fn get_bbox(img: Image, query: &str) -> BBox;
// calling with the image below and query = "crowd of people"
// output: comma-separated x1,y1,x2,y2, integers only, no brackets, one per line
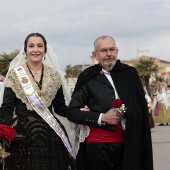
2,33,169,170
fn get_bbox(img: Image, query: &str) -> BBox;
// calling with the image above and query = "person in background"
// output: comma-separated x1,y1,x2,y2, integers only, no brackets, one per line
0,75,5,106
144,89,155,128
0,75,5,82
166,84,170,112
167,85,170,124
154,86,169,126
67,36,153,170
0,33,79,169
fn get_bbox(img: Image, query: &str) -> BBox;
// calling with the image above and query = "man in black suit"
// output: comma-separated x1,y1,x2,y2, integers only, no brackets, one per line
67,36,153,170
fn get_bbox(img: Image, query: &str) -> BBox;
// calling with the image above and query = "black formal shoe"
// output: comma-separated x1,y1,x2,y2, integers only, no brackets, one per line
166,123,169,126
158,123,164,126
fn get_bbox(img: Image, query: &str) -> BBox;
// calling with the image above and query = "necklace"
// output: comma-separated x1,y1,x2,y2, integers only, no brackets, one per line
28,65,43,76
26,64,44,90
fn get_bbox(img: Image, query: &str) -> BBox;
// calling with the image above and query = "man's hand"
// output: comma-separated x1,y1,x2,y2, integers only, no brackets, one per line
101,109,120,125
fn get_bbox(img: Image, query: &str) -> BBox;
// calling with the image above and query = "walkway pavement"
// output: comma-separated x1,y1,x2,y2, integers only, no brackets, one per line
151,124,170,170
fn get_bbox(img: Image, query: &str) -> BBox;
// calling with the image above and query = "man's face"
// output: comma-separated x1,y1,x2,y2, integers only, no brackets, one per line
93,37,118,71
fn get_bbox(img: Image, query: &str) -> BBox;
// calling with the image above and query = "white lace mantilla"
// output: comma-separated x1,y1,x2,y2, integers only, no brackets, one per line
5,63,62,111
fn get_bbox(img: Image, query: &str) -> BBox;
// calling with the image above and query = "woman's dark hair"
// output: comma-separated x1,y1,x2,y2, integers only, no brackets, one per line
24,33,47,53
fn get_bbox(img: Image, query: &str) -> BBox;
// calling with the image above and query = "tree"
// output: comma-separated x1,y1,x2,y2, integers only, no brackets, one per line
65,65,80,78
65,65,72,77
134,58,160,96
0,50,20,76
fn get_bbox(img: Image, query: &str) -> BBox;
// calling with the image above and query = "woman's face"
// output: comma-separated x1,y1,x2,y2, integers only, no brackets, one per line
26,36,45,63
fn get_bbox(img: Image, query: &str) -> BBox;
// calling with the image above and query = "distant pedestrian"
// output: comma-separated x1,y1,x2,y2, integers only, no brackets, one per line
0,75,5,82
167,84,170,106
154,87,169,126
144,89,155,128
0,75,5,106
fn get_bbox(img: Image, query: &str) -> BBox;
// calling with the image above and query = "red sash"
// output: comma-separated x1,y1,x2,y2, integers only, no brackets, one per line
87,122,125,143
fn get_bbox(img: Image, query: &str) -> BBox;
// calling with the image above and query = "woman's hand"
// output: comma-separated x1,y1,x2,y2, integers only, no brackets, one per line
80,105,90,111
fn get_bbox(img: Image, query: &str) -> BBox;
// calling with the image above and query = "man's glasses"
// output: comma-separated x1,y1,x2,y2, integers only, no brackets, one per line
95,47,117,54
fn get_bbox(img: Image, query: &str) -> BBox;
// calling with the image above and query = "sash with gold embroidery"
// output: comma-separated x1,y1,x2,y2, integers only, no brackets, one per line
13,65,75,159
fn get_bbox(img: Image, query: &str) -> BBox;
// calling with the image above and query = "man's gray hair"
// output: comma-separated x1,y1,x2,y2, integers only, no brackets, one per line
94,36,115,50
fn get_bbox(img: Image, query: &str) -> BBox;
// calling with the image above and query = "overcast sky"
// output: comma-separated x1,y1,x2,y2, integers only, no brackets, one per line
0,0,170,71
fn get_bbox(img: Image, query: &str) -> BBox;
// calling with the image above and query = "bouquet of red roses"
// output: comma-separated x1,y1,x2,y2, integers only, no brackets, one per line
0,124,17,159
112,99,127,130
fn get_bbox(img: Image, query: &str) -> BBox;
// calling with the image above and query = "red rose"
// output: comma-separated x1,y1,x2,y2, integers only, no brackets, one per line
0,129,4,138
0,124,17,142
112,99,122,108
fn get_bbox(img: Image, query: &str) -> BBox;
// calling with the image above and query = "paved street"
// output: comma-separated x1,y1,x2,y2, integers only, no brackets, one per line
151,124,170,170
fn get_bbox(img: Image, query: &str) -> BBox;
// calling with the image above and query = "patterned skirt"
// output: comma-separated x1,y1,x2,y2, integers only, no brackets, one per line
154,103,170,123
4,115,76,170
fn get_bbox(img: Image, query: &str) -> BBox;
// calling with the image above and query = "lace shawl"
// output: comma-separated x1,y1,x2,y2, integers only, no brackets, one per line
5,63,62,111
